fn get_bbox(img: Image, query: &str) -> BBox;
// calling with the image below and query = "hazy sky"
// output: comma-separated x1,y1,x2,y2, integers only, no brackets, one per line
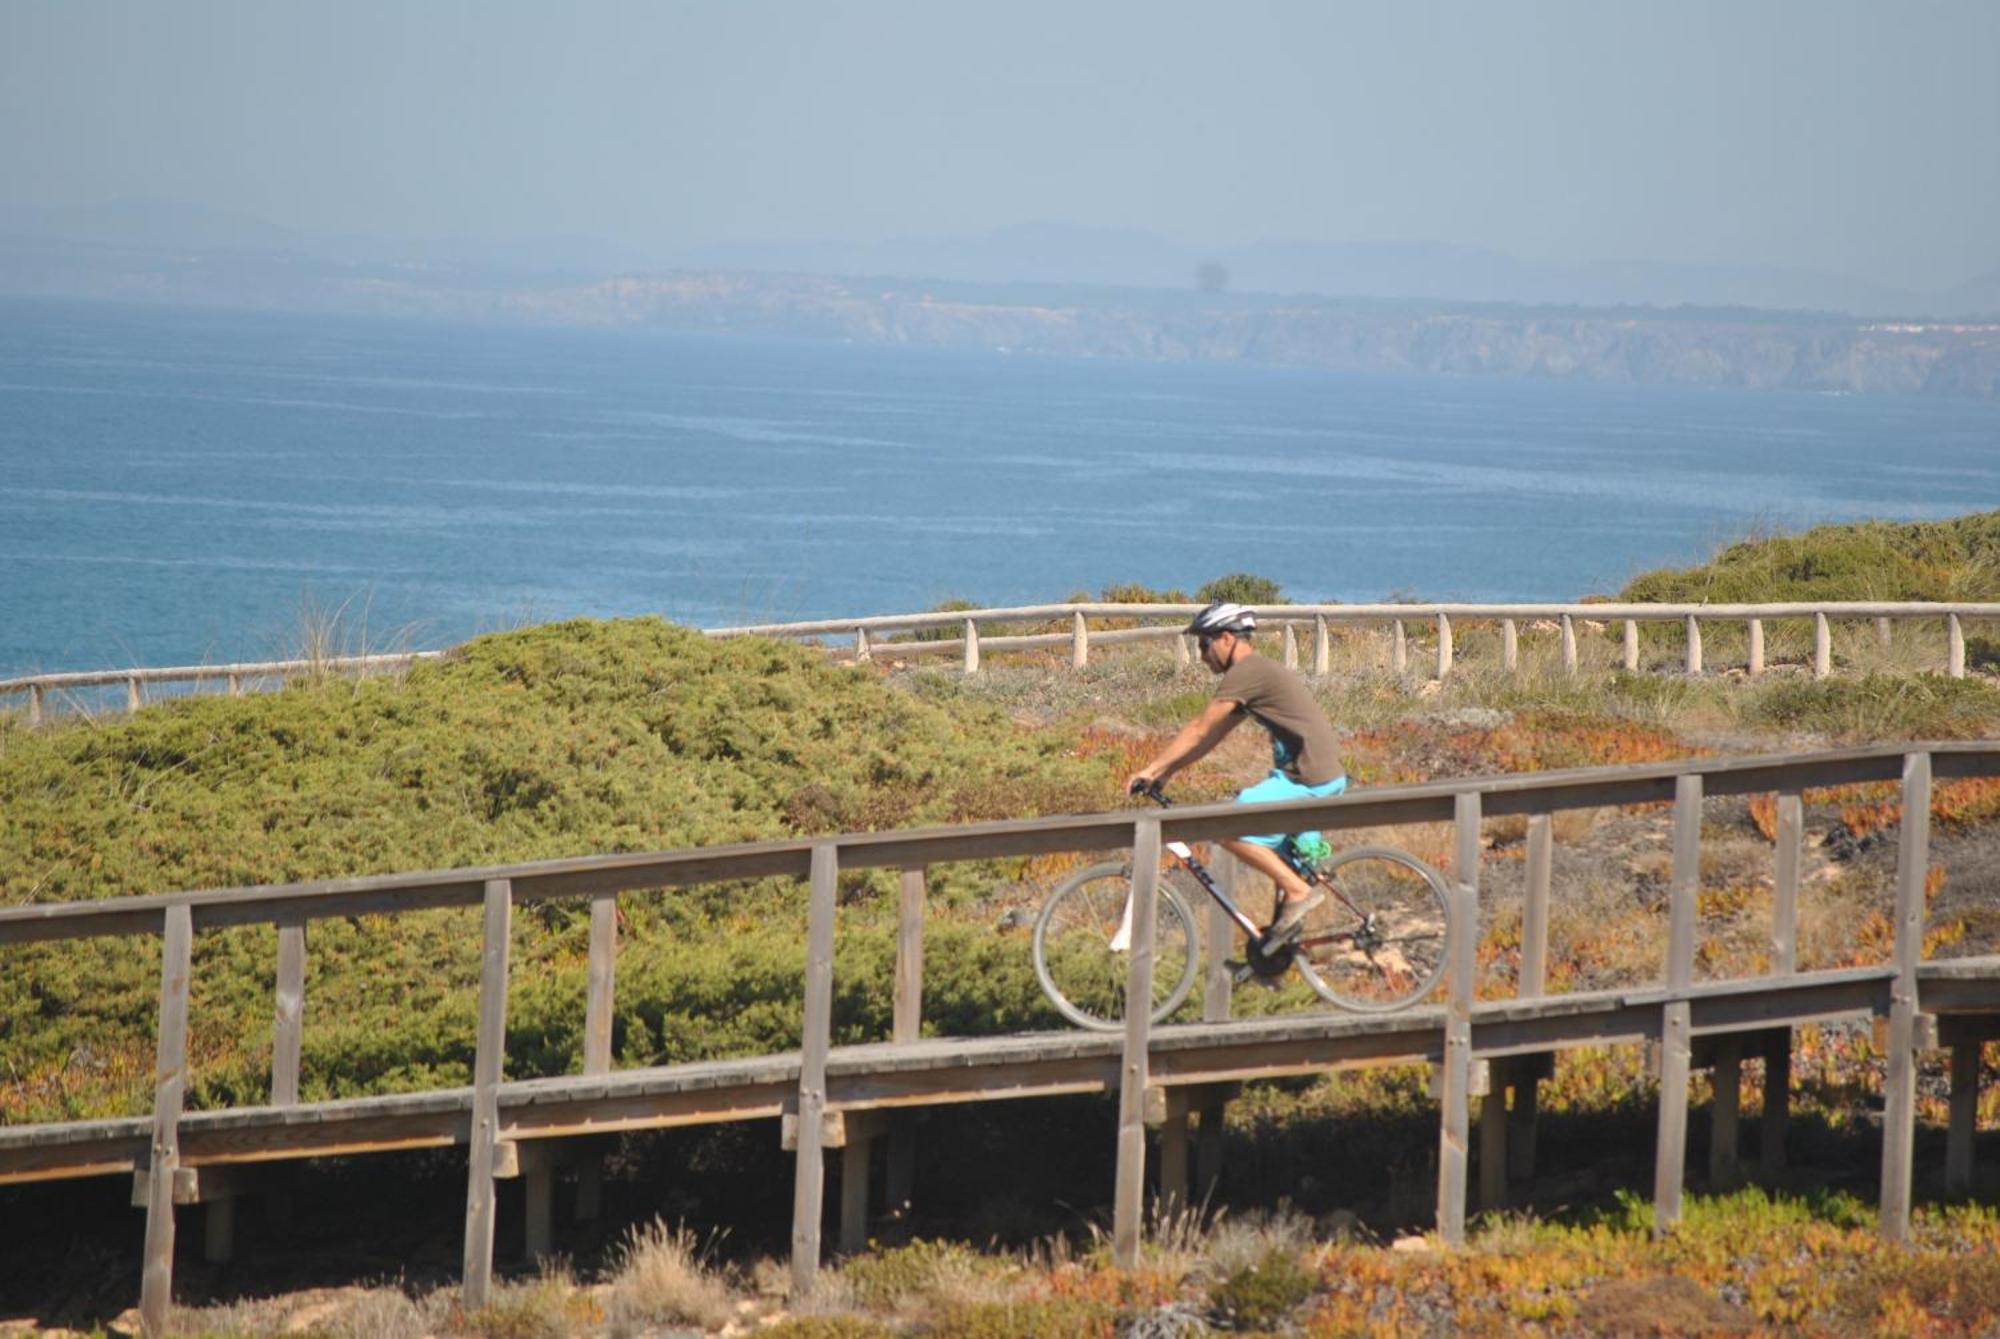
5,1,1997,290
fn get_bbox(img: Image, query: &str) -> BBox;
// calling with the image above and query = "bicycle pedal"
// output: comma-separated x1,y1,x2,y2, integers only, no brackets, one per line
1225,958,1254,985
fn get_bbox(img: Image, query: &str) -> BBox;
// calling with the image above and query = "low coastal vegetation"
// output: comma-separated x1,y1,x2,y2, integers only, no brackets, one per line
5,512,2000,1334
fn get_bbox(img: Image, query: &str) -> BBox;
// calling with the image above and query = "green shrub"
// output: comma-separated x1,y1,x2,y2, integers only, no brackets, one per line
1620,510,2000,604
761,1316,896,1339
1205,1247,1316,1330
1196,573,1285,606
923,1298,1119,1338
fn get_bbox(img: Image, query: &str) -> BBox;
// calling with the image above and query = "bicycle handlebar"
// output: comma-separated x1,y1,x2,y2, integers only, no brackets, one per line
1127,779,1171,807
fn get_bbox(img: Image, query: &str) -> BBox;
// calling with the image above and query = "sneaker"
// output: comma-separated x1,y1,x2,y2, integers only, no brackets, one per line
1268,888,1327,937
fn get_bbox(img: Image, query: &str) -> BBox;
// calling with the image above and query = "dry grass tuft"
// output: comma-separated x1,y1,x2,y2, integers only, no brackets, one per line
605,1217,737,1332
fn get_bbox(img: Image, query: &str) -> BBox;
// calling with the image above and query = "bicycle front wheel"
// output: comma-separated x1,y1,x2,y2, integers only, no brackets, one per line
1033,861,1201,1032
1292,846,1452,1013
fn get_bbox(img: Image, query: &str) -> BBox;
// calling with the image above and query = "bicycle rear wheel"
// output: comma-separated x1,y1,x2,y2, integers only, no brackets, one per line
1033,861,1201,1032
1292,846,1451,1012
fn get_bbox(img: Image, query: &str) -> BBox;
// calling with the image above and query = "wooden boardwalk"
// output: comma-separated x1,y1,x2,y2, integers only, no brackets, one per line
3,742,1999,1335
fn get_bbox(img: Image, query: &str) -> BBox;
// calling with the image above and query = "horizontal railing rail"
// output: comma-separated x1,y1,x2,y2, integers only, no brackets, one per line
4,600,1991,726
4,738,1997,1333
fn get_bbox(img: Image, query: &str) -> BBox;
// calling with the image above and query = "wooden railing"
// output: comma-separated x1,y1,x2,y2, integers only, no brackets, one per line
3,742,1996,1334
3,601,1989,725
708,600,1995,679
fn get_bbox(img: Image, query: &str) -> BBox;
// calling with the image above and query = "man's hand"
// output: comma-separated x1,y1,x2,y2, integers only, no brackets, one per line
1125,770,1161,796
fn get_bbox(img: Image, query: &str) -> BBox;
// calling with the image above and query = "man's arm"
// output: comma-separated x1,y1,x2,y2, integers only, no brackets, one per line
1128,698,1241,790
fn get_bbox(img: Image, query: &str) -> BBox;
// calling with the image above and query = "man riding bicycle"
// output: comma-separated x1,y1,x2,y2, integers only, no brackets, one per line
1127,600,1347,937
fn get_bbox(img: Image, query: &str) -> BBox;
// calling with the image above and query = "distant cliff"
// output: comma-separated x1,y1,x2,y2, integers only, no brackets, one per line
6,239,1998,400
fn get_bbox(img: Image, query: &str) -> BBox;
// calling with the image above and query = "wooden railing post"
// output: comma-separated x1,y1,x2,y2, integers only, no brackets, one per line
1392,619,1408,676
1312,615,1330,677
585,895,617,1075
127,675,143,714
1112,817,1161,1268
1071,612,1088,670
855,628,872,663
1560,614,1577,675
462,879,513,1309
1684,616,1703,676
1814,612,1831,679
271,915,307,1107
1949,614,1966,678
1881,752,1931,1241
962,619,979,675
27,682,43,727
1654,775,1700,1234
1437,792,1480,1245
1520,814,1552,999
1623,619,1640,672
1876,616,1893,649
1748,619,1765,676
791,844,840,1294
226,672,243,697
1766,787,1802,1181
139,904,193,1339
1282,622,1299,670
1436,614,1454,680
1204,850,1236,1023
883,868,926,1227
1501,619,1518,674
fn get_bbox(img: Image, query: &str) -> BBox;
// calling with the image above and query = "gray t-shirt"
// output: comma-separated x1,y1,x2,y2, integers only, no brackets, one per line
1213,652,1345,786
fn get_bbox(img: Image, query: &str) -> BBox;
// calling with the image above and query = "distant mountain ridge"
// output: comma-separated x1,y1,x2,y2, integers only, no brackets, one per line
3,203,1999,401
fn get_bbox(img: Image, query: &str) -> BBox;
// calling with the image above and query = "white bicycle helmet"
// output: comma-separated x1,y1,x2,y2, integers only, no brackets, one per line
1186,600,1257,637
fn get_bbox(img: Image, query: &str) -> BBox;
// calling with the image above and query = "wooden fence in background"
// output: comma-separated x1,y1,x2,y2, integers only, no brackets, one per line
3,601,1993,726
2,743,1998,1336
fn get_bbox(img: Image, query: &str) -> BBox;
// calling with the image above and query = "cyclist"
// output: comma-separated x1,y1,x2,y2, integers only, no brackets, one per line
1126,600,1347,937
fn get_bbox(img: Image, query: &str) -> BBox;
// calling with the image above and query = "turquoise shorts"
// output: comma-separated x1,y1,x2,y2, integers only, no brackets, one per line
1234,770,1348,848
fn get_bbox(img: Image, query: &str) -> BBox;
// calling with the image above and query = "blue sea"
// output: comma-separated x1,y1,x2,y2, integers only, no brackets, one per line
3,298,1999,678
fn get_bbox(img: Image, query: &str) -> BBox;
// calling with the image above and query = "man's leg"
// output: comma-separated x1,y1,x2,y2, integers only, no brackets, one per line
1221,838,1314,920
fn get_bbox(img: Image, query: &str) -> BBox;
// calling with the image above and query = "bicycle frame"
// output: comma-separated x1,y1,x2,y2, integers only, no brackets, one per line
1109,785,1367,954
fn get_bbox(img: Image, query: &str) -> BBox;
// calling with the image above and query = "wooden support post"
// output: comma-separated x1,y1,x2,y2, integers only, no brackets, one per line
1949,613,1966,678
1521,814,1552,1000
894,869,925,1043
1710,1038,1742,1188
1501,618,1518,673
1947,1040,1980,1195
1561,614,1578,676
1760,1032,1790,1180
127,675,142,714
1479,1063,1508,1212
1621,620,1638,672
1655,775,1701,1234
962,619,979,675
1112,818,1162,1269
1876,616,1893,649
27,682,42,727
1175,633,1191,667
1880,752,1931,1242
203,1197,236,1266
523,1142,554,1266
791,844,840,1295
1685,615,1703,676
1195,1087,1228,1201
1282,622,1299,670
585,894,617,1076
1508,1068,1542,1181
1813,612,1831,679
1748,619,1764,676
139,904,193,1339
1392,620,1408,676
840,1122,872,1254
1204,850,1235,1023
1312,615,1330,677
1158,1089,1190,1214
855,627,871,663
271,916,306,1107
1438,792,1479,1245
1436,613,1454,680
1071,611,1089,670
226,672,242,697
1773,790,1802,977
462,879,513,1310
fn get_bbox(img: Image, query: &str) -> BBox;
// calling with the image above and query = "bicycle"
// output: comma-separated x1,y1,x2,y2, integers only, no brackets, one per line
1031,781,1454,1031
